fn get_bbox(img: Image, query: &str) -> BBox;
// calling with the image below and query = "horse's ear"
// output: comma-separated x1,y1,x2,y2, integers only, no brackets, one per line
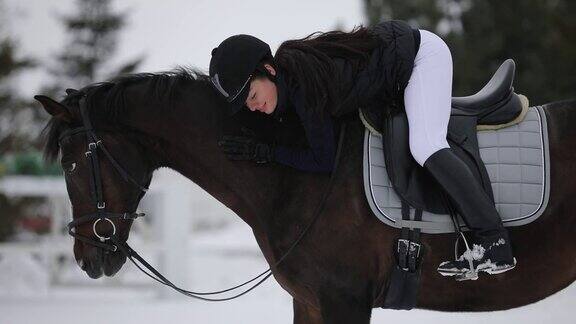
34,95,73,122
66,88,79,95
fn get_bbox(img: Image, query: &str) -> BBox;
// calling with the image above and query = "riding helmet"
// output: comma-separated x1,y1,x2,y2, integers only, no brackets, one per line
209,34,273,115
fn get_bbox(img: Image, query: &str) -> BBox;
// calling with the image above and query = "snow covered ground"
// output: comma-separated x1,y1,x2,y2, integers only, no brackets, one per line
1,221,575,324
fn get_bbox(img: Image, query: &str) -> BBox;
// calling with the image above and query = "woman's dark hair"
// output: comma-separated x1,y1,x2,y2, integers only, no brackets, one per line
252,62,276,82
273,25,381,117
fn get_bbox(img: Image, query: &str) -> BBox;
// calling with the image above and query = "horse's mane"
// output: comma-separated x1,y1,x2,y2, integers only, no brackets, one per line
42,66,211,162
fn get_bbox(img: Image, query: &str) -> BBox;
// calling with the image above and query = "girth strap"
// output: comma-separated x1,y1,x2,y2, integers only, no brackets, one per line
383,200,425,310
397,202,423,272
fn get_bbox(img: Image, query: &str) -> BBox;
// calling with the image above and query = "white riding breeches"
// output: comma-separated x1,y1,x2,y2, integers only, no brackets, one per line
403,29,453,166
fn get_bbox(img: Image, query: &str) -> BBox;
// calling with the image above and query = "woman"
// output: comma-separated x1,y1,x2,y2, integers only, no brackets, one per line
210,20,516,279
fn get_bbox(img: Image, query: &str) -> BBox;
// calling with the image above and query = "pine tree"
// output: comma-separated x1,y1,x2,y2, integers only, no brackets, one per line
364,0,447,31
0,1,36,155
0,0,38,242
362,0,576,104
49,0,142,91
455,0,576,104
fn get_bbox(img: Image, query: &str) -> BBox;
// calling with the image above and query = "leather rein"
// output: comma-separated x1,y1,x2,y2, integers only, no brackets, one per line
64,95,346,301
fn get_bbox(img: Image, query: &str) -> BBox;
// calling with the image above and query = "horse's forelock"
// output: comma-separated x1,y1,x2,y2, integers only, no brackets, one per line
42,117,65,163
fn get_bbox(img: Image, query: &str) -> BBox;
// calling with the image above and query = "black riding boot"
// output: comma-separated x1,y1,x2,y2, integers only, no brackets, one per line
423,148,516,278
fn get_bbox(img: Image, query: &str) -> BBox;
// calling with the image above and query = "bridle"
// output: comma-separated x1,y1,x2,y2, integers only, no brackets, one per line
64,96,149,252
62,94,347,301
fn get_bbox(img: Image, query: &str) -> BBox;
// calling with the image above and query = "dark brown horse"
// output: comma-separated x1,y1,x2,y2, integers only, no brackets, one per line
36,69,576,323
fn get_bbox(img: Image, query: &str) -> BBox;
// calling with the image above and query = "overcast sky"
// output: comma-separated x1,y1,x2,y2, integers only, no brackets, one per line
3,0,365,97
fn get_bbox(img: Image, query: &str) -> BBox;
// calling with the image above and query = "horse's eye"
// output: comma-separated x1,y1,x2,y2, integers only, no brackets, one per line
63,162,77,175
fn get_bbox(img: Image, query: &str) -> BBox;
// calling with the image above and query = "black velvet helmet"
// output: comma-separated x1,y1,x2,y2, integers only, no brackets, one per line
209,34,273,115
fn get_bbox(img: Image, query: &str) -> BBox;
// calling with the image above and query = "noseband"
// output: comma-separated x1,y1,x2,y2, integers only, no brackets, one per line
64,96,148,252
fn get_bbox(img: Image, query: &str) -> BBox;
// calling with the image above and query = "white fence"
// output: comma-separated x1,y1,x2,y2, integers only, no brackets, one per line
0,168,225,298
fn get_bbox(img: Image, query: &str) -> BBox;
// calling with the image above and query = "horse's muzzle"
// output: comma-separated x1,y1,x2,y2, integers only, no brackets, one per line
78,245,127,279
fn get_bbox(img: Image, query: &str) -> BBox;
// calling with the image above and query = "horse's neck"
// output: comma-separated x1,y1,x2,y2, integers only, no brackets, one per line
120,86,336,250
122,97,288,233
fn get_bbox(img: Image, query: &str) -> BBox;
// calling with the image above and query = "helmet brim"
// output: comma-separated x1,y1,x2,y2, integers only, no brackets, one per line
227,85,250,117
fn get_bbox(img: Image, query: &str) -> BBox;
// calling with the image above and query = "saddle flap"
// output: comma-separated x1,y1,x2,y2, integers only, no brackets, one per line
381,111,450,214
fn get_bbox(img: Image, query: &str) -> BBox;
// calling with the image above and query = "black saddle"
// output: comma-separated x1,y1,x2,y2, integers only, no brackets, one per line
381,59,524,214
452,59,521,124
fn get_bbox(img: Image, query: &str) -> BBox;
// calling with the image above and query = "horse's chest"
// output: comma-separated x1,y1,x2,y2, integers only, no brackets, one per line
269,226,372,301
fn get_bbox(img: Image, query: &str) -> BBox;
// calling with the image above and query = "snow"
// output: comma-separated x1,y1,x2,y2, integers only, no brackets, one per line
1,222,576,324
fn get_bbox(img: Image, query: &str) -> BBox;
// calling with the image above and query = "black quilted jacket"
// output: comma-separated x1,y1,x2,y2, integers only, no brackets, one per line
269,20,420,172
331,20,421,125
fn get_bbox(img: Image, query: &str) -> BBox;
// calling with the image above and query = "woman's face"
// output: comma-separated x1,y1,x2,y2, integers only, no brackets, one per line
245,64,277,114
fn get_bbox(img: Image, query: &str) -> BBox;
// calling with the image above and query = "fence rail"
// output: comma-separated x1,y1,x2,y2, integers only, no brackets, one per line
0,169,197,298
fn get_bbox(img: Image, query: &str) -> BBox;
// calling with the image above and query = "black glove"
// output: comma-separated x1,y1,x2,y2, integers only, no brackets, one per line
218,130,274,164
